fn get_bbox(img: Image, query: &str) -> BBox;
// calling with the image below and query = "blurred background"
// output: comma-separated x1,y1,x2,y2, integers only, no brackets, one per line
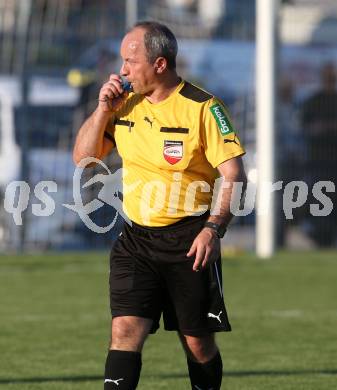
0,0,337,252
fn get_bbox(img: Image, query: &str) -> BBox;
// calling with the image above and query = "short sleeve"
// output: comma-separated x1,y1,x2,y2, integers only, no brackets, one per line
201,97,245,168
104,115,116,146
104,92,142,146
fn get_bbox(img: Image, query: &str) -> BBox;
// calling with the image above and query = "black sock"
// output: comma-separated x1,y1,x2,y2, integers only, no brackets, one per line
104,350,142,390
187,351,223,390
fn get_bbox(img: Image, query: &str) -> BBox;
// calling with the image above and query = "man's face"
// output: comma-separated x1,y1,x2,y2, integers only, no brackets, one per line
120,28,156,94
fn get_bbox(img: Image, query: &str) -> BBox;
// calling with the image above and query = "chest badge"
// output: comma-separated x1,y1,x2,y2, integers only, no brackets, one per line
163,140,183,165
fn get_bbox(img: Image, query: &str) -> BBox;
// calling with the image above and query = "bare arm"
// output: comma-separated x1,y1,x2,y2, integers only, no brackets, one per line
73,108,115,165
207,156,247,227
187,156,247,271
73,74,127,166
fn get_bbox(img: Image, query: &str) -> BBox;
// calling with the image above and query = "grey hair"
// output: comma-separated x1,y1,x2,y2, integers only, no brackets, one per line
130,21,178,70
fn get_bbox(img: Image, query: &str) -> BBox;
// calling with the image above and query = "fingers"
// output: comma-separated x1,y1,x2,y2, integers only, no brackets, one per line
109,74,122,82
187,239,208,272
187,230,220,272
193,246,218,271
109,74,125,94
201,247,213,269
99,80,124,100
186,240,197,258
98,74,128,112
187,240,203,271
192,246,206,272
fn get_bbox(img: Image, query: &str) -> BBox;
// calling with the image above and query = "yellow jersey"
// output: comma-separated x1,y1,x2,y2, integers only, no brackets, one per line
105,80,245,226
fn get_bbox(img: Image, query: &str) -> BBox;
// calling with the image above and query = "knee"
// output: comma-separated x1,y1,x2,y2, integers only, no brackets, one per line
181,334,218,363
110,316,152,352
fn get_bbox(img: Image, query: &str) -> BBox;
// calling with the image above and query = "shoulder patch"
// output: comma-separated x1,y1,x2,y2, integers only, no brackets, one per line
179,82,212,102
210,103,234,136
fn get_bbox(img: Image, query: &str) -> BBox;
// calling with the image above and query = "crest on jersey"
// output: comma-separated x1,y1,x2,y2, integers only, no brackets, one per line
163,140,183,165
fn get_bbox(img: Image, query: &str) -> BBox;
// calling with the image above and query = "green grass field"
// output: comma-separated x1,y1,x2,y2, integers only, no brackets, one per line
0,251,336,389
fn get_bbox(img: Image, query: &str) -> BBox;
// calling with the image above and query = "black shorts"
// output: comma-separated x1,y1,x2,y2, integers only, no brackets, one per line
109,215,232,336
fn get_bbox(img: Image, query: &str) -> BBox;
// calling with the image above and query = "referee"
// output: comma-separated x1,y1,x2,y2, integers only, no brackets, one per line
74,21,247,390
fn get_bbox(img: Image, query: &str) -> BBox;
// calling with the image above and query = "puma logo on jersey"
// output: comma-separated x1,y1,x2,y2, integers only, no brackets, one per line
207,310,222,323
104,378,124,385
144,116,154,127
223,136,239,145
